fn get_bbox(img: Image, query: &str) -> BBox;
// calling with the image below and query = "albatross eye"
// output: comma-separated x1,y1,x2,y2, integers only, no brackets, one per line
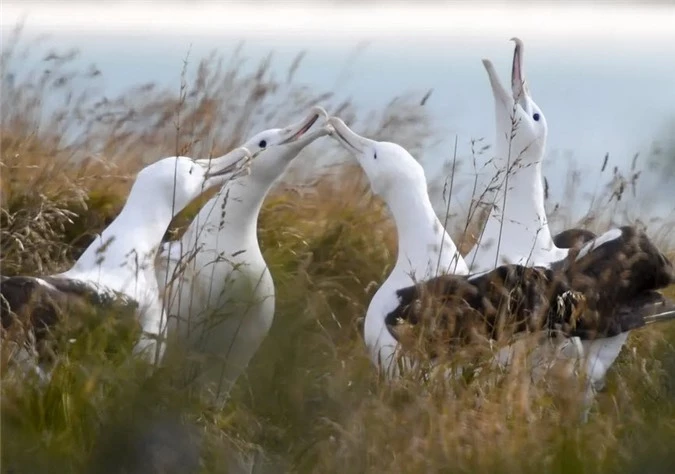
374,152,377,160
258,139,267,148
533,113,541,122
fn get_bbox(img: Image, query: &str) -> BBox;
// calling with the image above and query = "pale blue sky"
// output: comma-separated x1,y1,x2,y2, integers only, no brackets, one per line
3,1,675,220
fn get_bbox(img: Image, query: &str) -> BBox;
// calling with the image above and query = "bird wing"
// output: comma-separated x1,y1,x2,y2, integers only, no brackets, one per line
386,226,675,358
552,228,597,249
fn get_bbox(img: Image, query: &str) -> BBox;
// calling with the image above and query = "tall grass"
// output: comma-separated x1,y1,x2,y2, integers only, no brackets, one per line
2,27,674,473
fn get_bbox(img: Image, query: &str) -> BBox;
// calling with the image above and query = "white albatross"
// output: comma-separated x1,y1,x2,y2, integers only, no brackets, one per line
464,37,675,410
1,147,252,379
327,116,469,374
465,37,567,272
156,106,330,399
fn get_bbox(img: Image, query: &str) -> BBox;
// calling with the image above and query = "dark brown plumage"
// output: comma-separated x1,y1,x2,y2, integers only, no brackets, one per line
1,275,139,364
386,226,675,358
553,228,597,249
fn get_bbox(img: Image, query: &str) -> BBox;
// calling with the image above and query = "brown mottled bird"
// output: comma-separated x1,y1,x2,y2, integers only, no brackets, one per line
387,226,675,368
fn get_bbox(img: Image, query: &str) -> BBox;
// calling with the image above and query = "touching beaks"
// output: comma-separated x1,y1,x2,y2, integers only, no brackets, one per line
204,146,252,180
327,116,367,154
278,105,329,145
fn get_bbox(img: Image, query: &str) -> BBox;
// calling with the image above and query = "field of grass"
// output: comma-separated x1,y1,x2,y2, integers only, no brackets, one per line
2,29,675,474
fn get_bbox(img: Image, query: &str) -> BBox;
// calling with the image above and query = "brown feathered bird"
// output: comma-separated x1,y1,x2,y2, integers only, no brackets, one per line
387,226,675,365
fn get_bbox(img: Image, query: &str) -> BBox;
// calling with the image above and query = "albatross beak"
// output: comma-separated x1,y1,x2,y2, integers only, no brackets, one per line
510,37,529,107
327,116,370,154
482,58,512,108
203,146,252,180
278,105,329,146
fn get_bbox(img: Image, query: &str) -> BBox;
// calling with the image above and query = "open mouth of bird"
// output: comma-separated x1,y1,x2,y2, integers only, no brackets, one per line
510,37,528,105
278,111,321,145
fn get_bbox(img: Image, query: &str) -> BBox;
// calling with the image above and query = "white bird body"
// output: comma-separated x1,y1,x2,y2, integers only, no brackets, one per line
60,205,168,361
327,117,468,374
2,148,252,376
365,205,465,373
465,38,566,274
157,107,329,398
157,178,276,393
467,157,569,272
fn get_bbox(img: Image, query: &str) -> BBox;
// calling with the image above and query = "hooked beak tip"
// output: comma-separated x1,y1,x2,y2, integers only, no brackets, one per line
279,108,325,145
328,116,360,152
310,105,329,120
511,37,528,102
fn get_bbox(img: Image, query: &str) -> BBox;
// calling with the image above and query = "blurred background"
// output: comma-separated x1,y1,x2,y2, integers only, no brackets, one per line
4,0,675,221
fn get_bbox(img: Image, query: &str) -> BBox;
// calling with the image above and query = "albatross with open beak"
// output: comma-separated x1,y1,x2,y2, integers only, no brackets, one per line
157,106,331,402
458,38,675,416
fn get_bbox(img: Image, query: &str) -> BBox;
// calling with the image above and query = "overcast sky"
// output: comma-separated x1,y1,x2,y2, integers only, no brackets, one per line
3,0,675,219
3,1,674,41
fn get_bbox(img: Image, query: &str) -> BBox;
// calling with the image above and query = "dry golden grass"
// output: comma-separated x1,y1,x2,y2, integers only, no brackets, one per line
2,29,675,474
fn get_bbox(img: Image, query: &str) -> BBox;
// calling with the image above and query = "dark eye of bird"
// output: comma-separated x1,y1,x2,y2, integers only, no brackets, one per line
374,152,377,160
258,140,267,148
533,113,540,122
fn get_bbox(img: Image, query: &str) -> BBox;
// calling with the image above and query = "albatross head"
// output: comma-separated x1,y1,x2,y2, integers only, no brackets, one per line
483,37,547,163
241,106,330,184
134,146,252,215
327,116,427,199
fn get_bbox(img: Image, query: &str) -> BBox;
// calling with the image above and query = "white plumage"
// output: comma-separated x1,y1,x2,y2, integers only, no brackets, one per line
156,106,329,400
327,116,469,375
2,147,252,377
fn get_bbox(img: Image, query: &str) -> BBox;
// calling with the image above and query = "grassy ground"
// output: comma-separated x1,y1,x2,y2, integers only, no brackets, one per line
2,31,675,473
